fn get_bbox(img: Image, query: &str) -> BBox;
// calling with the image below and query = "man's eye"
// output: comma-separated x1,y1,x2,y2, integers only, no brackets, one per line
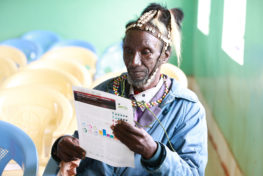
142,49,151,55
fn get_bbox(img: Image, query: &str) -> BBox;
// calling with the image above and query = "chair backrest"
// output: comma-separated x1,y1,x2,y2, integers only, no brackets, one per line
0,86,73,168
51,39,97,54
91,69,126,88
0,120,38,176
21,30,61,53
27,58,92,87
95,41,125,79
0,39,43,63
40,46,97,77
0,57,18,84
0,68,81,100
160,63,188,88
0,46,27,67
43,158,59,176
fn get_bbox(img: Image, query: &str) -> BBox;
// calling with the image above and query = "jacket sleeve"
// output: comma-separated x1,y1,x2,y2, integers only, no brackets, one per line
141,101,208,176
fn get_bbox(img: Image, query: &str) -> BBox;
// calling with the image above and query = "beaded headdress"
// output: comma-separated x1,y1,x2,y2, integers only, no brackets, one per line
126,10,171,51
125,9,183,65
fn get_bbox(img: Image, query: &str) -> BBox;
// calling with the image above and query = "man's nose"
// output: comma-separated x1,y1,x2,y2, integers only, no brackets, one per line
131,52,141,66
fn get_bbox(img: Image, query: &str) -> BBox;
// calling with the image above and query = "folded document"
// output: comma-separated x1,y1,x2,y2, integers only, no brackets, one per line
73,86,135,167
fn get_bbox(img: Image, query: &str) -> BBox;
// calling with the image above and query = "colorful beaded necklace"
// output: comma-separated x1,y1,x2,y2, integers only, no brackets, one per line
113,74,169,108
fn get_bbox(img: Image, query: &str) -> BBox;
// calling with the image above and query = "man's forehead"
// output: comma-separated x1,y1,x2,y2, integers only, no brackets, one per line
124,30,162,47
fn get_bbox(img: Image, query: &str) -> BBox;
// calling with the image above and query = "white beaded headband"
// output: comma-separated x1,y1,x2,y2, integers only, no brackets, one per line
126,10,171,51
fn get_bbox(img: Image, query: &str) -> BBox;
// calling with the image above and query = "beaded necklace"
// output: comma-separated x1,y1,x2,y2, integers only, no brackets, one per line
113,74,169,108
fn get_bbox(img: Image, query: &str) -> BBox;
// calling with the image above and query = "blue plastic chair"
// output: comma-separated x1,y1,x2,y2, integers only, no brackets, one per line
43,158,59,176
0,120,38,175
95,41,125,79
0,38,43,63
51,39,97,54
21,30,61,53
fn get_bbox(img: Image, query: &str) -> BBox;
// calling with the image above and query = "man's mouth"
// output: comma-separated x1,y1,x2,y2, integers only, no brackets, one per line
133,71,145,77
128,69,147,80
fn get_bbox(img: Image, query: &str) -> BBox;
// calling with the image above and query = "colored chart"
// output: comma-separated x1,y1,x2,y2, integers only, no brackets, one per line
81,111,129,140
81,122,117,140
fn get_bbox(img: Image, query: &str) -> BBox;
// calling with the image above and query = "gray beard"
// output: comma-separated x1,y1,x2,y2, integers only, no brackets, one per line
127,68,158,89
127,74,148,89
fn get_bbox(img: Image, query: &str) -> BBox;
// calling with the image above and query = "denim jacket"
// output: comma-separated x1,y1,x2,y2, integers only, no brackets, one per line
50,76,207,176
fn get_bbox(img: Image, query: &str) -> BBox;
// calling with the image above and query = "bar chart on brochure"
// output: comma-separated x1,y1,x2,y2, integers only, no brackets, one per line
73,86,135,167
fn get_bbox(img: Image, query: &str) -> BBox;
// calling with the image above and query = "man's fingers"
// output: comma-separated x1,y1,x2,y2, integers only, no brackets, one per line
114,130,134,149
74,146,86,159
59,145,85,159
58,137,86,162
58,150,76,162
113,124,142,149
113,123,138,141
64,145,85,160
70,162,79,168
112,120,157,156
114,130,143,153
67,166,77,176
115,120,144,136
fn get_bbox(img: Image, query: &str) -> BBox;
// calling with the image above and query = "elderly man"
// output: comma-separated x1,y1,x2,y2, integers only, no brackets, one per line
49,3,207,176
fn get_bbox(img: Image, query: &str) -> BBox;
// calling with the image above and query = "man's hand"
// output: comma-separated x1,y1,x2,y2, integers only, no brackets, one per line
56,136,86,162
58,159,81,176
111,120,157,159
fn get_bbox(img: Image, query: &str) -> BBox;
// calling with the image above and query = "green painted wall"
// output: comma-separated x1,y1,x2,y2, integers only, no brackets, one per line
192,0,263,175
0,0,194,75
168,0,197,75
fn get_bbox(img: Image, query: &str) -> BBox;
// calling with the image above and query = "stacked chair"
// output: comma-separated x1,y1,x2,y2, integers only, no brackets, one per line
0,86,73,175
0,46,27,67
0,57,18,85
51,39,97,54
95,41,125,79
0,120,38,176
27,58,92,87
36,46,97,135
0,32,98,175
0,39,43,63
21,30,61,53
0,68,81,100
160,63,188,88
0,46,27,84
40,46,97,79
91,69,127,88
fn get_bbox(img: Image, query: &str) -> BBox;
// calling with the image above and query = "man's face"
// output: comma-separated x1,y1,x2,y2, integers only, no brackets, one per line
123,30,163,89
